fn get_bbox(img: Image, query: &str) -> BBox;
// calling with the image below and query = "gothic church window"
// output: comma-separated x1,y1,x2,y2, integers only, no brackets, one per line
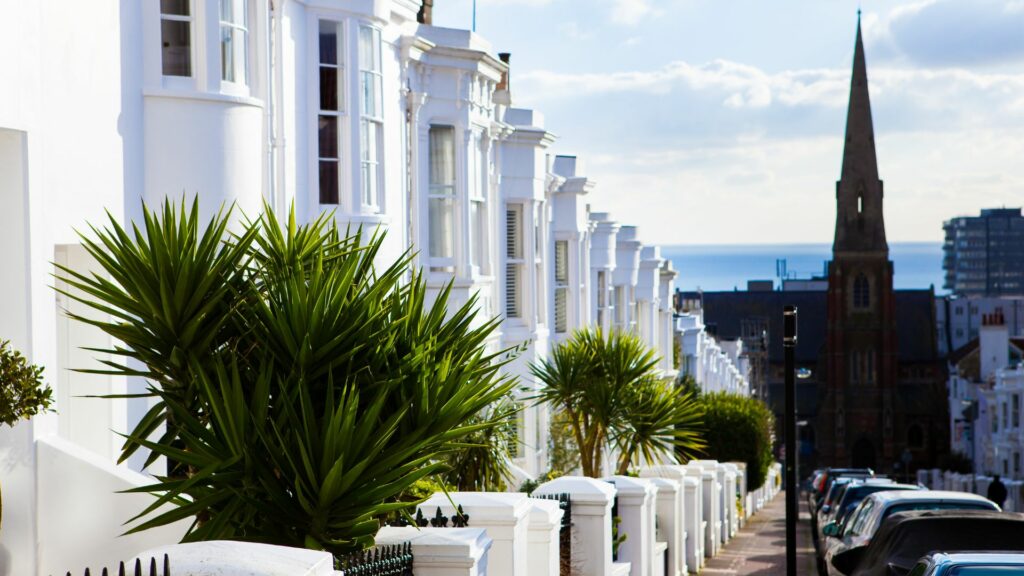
853,273,870,308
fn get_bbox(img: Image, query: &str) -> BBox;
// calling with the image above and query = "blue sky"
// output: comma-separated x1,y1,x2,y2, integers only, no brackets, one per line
433,0,1024,245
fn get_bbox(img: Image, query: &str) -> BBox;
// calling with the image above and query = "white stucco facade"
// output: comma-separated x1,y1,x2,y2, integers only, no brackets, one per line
0,1,694,572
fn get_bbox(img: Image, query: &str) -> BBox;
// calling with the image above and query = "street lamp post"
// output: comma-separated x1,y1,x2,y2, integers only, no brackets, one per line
783,306,798,576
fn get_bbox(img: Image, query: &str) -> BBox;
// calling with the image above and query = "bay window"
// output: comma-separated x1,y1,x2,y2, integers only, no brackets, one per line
506,205,524,319
359,25,383,210
554,240,569,333
160,0,192,77
469,133,487,273
428,125,456,269
317,20,343,205
220,0,248,85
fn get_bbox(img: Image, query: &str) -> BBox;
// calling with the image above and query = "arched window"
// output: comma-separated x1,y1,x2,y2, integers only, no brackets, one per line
853,273,870,309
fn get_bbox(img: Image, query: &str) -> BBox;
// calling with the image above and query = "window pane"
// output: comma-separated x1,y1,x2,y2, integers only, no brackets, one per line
161,20,192,76
221,26,235,82
362,162,375,206
319,21,338,65
429,126,455,189
319,161,338,204
319,67,338,110
555,288,568,333
161,0,189,16
358,26,376,70
361,71,381,117
318,115,338,159
555,241,568,283
429,197,455,259
220,0,233,21
506,207,522,259
506,263,521,318
472,202,485,269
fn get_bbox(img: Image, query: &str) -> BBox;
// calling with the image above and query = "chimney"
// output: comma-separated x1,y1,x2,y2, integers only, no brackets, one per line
494,52,512,106
417,0,433,24
981,306,1009,383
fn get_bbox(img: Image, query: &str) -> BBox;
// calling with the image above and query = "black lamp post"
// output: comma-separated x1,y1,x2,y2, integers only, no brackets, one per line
784,305,798,576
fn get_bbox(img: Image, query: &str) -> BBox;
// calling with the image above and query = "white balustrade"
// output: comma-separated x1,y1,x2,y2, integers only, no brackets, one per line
535,476,619,576
527,498,564,576
417,492,530,576
377,526,492,576
647,477,683,576
606,476,656,576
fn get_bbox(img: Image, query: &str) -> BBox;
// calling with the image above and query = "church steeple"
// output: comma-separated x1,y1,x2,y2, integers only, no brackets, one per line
833,16,888,255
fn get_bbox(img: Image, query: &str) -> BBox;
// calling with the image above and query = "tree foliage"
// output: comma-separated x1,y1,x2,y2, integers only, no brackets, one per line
0,340,53,428
55,199,515,553
697,392,775,491
531,328,704,477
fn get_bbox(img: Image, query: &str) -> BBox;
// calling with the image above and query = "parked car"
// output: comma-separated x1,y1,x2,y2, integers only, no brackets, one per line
905,551,1024,576
811,469,878,551
830,510,1024,576
818,481,917,545
822,491,1000,576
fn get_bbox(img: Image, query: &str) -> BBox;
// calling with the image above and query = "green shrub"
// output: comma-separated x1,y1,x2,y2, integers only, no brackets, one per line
0,340,53,427
695,392,775,491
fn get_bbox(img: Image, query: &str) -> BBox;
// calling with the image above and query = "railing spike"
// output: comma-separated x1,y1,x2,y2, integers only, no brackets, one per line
84,569,91,576
163,554,170,576
119,560,126,576
134,558,142,576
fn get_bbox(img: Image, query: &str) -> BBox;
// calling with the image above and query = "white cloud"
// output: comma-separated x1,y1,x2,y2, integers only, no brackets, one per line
608,0,655,26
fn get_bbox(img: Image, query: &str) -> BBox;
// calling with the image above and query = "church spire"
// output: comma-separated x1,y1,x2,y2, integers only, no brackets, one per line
834,16,887,254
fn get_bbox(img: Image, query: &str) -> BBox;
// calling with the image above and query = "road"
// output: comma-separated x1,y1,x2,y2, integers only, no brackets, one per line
700,490,817,575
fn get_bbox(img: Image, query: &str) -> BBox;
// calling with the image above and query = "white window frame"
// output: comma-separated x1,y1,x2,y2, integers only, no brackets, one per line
533,202,545,324
160,0,194,80
428,124,457,271
506,204,525,320
358,24,384,213
219,0,249,88
469,131,488,276
315,18,345,206
554,239,569,333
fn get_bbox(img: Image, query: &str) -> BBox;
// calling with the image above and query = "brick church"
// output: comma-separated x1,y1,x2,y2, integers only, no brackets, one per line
681,19,949,475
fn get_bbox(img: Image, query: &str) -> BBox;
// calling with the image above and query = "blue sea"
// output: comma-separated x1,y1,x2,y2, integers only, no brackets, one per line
663,242,946,293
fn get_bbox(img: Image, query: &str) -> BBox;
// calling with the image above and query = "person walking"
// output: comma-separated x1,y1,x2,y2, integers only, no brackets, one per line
988,474,1008,509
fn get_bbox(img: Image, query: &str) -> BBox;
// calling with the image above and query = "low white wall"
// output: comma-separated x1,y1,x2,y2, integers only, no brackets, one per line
36,436,189,576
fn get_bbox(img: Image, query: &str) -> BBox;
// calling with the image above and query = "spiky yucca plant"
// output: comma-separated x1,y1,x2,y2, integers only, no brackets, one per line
531,328,704,477
55,199,515,553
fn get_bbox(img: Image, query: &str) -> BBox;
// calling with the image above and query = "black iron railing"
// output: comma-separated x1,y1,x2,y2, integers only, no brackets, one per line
336,542,414,576
61,554,169,576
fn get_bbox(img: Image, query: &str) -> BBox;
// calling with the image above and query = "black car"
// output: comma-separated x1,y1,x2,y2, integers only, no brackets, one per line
830,510,1024,576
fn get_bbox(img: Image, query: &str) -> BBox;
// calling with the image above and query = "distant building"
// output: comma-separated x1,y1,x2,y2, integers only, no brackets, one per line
936,295,1024,356
943,208,1024,297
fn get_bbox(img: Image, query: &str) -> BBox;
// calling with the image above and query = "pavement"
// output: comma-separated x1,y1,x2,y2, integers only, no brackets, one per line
700,490,817,575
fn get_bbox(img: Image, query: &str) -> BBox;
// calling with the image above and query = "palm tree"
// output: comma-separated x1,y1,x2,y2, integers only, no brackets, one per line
531,328,704,477
55,199,516,553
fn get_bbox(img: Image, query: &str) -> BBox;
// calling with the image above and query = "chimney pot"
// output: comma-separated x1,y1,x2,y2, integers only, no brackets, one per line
418,0,434,25
497,52,511,92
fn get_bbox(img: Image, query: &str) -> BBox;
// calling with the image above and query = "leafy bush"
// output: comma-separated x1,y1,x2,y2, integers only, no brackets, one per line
0,340,53,427
696,392,775,491
55,200,515,553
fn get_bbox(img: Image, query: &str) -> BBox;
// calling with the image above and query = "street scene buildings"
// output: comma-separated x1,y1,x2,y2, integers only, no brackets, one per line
2,1,1024,575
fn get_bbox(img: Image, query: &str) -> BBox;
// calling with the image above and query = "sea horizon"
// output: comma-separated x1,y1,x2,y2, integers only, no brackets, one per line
662,241,946,293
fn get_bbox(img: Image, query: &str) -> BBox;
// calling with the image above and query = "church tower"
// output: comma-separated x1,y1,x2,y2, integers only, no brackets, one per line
820,16,900,470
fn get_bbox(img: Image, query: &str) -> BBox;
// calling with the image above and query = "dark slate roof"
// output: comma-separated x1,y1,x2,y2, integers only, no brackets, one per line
894,290,938,363
686,288,939,365
688,290,827,364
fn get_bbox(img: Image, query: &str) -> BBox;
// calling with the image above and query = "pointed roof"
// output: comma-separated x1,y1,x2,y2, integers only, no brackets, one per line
840,16,879,192
833,15,888,254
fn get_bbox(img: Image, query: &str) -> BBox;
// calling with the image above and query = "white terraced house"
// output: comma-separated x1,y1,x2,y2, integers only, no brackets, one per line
0,1,749,573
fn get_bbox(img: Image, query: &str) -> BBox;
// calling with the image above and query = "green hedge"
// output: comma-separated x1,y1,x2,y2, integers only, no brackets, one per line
695,392,775,491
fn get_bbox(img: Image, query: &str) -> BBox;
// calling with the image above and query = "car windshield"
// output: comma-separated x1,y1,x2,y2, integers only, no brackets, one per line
950,567,1024,575
881,502,996,523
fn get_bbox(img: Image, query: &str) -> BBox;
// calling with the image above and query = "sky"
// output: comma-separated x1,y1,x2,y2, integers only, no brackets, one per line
432,0,1024,246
